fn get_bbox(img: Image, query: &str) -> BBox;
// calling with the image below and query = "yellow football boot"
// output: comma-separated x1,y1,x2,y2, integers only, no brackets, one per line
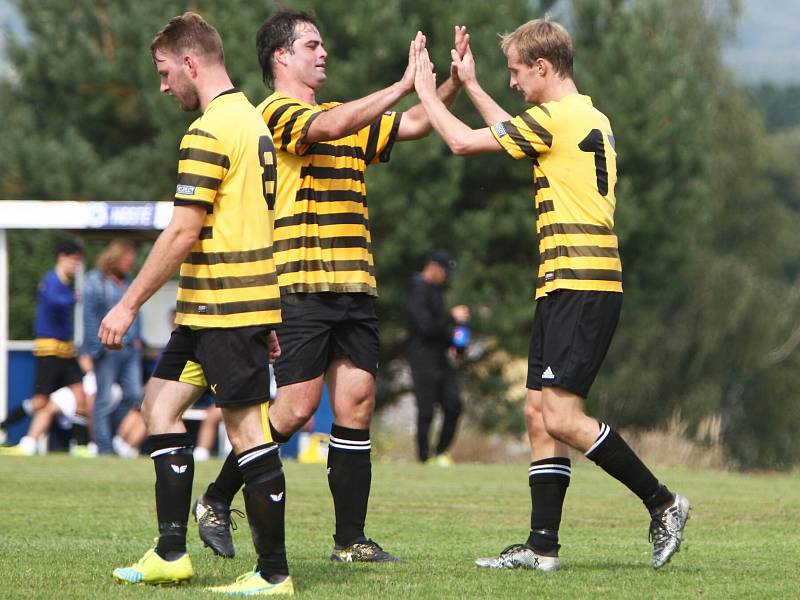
206,570,294,595
112,547,193,585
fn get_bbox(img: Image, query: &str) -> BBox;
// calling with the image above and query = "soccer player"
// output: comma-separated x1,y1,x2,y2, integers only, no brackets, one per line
412,19,690,570
0,239,90,455
102,13,292,595
192,10,469,563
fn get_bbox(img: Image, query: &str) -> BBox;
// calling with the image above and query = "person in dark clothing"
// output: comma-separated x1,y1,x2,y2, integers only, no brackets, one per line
407,250,469,464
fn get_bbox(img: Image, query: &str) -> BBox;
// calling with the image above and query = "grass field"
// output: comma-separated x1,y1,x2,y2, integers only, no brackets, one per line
1,455,798,599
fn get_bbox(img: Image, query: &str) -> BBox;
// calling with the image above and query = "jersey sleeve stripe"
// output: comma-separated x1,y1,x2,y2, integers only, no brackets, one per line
378,113,401,163
185,128,218,139
177,298,281,316
363,117,382,164
179,147,231,169
177,172,223,192
179,272,279,291
280,106,310,151
504,121,540,158
534,176,550,191
266,101,300,132
199,226,213,239
520,112,553,147
185,246,274,265
174,199,213,213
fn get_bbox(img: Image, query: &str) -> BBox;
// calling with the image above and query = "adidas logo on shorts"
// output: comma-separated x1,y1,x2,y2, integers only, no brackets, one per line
542,366,555,380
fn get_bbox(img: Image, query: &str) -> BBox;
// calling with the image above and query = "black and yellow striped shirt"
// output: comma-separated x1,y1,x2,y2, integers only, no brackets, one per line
257,92,401,296
173,89,281,327
491,94,622,299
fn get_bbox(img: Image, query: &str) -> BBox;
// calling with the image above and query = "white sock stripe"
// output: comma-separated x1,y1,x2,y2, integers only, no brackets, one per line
529,468,572,477
237,445,278,467
585,422,611,457
528,464,572,475
329,439,372,451
329,435,370,446
150,446,185,458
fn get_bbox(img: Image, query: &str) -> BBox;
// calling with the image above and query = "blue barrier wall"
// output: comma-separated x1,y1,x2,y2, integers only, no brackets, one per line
7,349,335,456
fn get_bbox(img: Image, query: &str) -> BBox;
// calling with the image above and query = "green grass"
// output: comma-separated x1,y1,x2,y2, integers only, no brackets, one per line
1,455,798,599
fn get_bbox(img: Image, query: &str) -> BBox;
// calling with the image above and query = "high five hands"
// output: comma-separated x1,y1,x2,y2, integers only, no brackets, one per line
414,25,472,100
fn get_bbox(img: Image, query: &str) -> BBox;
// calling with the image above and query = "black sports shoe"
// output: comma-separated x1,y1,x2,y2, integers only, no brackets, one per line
192,494,244,558
330,539,401,563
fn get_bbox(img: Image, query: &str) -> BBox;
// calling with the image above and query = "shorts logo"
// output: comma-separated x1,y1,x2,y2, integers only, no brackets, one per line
542,366,555,380
210,383,218,395
171,464,188,474
494,122,508,137
270,492,284,502
176,184,196,195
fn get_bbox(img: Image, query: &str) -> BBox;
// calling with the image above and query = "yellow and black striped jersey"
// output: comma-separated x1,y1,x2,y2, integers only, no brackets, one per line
256,92,401,296
491,94,622,299
173,89,281,327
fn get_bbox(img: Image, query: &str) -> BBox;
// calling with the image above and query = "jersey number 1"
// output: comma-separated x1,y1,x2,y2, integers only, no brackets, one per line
578,129,608,196
258,135,277,210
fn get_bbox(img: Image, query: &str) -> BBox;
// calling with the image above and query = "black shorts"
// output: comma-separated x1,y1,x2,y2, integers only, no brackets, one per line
527,290,622,398
152,325,272,407
33,356,84,396
274,292,380,387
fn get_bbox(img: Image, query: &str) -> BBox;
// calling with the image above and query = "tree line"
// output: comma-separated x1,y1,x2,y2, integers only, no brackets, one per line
1,0,798,469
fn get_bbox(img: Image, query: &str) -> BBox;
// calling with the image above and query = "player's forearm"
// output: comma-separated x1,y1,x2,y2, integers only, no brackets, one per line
463,78,511,126
398,77,462,140
306,81,411,142
119,223,197,313
418,92,476,155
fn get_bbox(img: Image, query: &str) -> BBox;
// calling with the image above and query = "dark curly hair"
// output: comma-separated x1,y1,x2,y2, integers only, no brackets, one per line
256,9,320,88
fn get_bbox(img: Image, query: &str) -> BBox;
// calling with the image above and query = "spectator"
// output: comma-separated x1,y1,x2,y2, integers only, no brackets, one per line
0,239,89,454
407,250,469,465
81,239,143,455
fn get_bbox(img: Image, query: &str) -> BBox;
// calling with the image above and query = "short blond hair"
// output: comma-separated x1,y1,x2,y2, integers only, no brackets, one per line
150,12,224,64
500,18,573,77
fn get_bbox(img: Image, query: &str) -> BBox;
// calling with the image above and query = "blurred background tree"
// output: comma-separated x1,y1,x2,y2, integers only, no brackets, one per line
1,0,799,468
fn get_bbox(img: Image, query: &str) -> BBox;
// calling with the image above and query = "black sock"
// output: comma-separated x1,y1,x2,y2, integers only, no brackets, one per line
1,404,29,429
526,457,571,555
268,417,291,444
238,443,288,578
435,408,461,456
585,423,673,513
327,424,371,547
206,450,244,505
70,416,89,446
150,432,194,560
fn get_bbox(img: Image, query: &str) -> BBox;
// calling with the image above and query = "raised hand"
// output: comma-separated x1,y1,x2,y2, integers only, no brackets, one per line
450,25,470,83
401,31,426,93
451,33,476,85
414,45,437,100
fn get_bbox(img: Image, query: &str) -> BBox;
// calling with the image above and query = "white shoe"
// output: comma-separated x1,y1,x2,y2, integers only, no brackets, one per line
650,494,691,568
475,544,560,571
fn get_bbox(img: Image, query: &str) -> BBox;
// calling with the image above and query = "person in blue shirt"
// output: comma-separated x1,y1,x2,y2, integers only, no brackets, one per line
81,239,143,456
1,239,88,454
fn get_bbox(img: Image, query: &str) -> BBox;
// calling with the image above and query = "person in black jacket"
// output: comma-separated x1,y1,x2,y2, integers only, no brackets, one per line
407,250,469,464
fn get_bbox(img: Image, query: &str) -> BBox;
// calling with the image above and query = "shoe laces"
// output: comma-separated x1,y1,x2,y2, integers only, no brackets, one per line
234,570,260,584
498,543,530,557
132,548,156,569
649,513,674,548
201,503,244,531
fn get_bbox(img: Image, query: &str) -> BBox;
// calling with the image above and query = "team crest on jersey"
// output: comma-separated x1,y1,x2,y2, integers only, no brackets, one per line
176,184,196,195
494,122,508,137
